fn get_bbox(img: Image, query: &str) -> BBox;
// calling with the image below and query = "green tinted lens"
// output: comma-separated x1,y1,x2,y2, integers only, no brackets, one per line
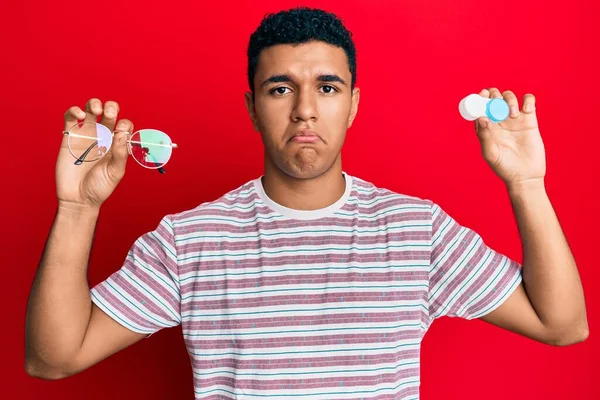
129,129,173,169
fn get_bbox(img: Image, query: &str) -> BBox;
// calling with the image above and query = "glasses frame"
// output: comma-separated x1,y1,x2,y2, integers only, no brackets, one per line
62,121,178,174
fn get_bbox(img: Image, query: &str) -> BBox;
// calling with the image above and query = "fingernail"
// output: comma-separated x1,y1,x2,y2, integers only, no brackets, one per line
524,104,532,112
106,107,116,117
510,106,519,116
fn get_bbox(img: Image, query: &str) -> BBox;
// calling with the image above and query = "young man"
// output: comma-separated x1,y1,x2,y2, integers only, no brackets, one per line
25,7,588,400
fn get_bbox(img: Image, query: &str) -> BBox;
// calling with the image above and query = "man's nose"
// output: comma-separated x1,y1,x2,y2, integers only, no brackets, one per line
291,89,319,122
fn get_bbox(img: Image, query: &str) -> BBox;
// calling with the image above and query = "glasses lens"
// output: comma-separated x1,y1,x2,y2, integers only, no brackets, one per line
67,122,113,162
129,129,173,169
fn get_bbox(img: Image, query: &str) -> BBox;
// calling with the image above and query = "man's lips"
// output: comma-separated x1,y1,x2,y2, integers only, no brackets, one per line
290,130,320,143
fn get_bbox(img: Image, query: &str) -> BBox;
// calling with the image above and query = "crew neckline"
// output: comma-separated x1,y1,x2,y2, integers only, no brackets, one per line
253,172,353,220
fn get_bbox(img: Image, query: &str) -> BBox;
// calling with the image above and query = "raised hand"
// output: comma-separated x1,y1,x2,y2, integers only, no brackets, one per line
56,98,133,211
474,88,546,191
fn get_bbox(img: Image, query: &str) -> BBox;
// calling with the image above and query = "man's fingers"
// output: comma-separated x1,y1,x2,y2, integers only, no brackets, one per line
476,116,491,132
106,131,129,182
114,118,134,134
103,118,134,159
84,98,103,124
479,88,490,98
488,88,502,99
502,90,520,118
64,106,86,131
100,100,120,132
523,94,536,113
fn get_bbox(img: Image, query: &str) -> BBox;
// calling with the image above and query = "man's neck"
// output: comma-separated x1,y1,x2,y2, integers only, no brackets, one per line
261,161,346,211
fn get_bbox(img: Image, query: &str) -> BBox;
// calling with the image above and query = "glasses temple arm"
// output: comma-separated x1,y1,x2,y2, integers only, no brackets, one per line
144,149,166,174
74,140,99,165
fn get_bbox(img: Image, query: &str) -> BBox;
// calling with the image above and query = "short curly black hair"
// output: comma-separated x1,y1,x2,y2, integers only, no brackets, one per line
247,7,357,94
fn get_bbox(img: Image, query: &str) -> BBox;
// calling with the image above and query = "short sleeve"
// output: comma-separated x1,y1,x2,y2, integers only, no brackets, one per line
428,202,523,321
90,216,181,335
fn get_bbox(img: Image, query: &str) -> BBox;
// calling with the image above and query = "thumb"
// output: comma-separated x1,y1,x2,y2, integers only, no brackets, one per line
475,116,491,137
106,131,129,179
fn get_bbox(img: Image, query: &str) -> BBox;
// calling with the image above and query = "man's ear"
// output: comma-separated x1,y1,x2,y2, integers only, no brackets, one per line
348,87,360,128
245,92,259,131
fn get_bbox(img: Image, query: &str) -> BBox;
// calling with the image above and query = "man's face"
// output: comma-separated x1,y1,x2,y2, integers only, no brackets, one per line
245,41,360,180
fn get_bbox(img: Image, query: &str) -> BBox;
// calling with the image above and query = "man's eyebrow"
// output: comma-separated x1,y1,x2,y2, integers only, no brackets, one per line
261,75,292,87
318,74,346,86
260,74,347,87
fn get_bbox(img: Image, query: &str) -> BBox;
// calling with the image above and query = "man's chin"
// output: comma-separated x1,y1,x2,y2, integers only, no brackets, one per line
266,148,340,180
280,159,338,181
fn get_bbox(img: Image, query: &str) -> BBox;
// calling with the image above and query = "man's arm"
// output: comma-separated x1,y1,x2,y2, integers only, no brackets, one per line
480,179,589,346
25,205,146,380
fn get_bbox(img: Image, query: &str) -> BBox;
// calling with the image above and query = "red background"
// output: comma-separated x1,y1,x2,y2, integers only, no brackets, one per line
2,0,598,398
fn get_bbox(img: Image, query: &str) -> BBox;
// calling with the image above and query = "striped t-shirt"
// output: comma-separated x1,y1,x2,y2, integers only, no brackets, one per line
91,172,522,400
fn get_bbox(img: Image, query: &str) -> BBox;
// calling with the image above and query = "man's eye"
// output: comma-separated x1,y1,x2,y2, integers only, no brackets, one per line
271,87,291,95
320,85,337,94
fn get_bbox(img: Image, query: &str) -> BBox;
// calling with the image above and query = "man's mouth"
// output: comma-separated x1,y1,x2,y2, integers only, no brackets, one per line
290,129,320,143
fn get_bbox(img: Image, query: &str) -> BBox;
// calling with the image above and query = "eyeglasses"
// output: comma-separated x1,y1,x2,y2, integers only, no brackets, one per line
62,121,178,174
